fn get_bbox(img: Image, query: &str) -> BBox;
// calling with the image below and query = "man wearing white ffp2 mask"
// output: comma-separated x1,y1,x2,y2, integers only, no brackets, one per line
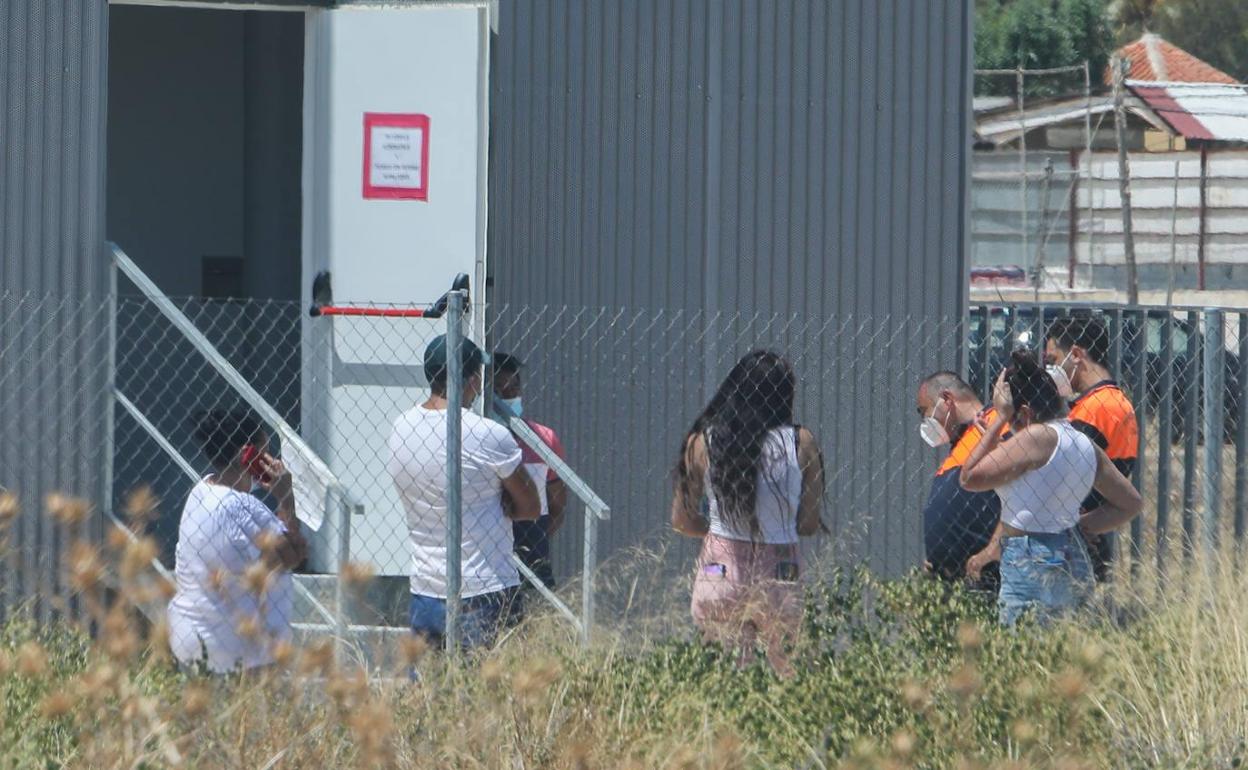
1045,316,1139,584
1046,349,1078,399
914,372,1003,590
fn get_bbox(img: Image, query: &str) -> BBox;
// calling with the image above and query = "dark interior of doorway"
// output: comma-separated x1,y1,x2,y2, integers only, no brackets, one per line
107,5,305,562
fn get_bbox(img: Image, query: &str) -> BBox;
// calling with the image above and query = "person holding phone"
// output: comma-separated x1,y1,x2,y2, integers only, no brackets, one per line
671,351,825,675
959,351,1142,627
167,410,307,673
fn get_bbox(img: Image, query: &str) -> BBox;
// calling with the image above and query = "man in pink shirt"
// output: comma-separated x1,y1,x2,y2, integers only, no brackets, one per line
493,353,568,590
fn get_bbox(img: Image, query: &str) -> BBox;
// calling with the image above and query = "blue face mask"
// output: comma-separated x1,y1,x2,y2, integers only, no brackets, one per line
494,396,523,420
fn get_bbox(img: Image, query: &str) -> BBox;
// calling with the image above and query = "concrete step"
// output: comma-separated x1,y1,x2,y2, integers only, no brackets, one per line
290,622,414,674
291,573,409,626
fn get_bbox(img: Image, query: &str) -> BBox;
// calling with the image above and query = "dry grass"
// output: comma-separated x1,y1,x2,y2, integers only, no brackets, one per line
1,488,1247,769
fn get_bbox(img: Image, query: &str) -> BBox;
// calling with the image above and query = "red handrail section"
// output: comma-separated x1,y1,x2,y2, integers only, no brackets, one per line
310,305,431,318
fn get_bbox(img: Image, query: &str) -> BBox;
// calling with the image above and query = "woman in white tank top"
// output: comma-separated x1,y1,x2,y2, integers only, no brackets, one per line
960,351,1142,627
671,351,825,675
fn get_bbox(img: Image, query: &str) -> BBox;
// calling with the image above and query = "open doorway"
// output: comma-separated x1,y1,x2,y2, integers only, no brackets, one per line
107,3,304,300
107,2,306,559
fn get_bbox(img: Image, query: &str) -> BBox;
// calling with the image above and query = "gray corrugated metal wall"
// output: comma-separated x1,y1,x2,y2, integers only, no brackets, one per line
0,0,110,618
490,1,972,581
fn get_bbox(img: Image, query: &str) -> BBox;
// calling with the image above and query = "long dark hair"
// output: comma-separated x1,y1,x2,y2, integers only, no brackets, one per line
1004,349,1066,424
674,350,797,534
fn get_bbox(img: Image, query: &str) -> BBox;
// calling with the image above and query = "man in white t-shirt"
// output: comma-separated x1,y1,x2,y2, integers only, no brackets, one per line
388,334,540,649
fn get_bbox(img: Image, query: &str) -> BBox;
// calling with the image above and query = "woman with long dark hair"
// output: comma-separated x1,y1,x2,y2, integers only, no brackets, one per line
671,351,824,673
960,350,1142,626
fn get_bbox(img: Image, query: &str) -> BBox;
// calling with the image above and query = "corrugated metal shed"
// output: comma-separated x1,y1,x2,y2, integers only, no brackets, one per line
0,0,110,619
489,0,972,578
1131,82,1248,143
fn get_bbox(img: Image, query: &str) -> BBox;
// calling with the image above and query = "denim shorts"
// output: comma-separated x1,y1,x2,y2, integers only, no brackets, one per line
998,529,1093,627
410,586,522,650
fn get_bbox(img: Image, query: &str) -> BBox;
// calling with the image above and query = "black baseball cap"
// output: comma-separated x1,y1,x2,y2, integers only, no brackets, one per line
423,334,489,383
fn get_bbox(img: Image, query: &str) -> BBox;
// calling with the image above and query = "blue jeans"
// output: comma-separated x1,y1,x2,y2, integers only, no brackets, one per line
998,530,1093,627
409,586,522,650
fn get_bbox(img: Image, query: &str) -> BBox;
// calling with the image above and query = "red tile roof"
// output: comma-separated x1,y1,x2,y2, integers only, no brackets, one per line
1105,33,1239,85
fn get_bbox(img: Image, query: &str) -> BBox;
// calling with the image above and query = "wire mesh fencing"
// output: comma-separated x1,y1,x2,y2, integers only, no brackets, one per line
0,292,113,622
971,304,1248,579
7,287,1248,663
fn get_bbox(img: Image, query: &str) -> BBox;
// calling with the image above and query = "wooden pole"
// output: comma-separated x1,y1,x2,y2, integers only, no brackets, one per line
1198,144,1209,290
1112,56,1140,304
1033,158,1055,303
1167,158,1181,306
1018,66,1028,273
1068,149,1079,289
1083,61,1094,282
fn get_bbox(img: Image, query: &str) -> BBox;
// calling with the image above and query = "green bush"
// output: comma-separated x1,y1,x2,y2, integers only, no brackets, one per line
571,568,1111,767
3,562,1246,769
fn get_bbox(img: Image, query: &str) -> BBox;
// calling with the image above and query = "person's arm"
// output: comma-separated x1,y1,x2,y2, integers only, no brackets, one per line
501,467,541,521
546,480,568,534
1080,446,1144,535
671,435,710,537
959,417,1055,492
966,520,1004,580
795,427,825,537
257,455,307,570
959,373,1014,490
544,429,569,535
486,424,540,521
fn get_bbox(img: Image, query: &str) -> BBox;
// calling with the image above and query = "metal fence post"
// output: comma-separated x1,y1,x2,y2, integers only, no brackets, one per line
1157,314,1175,570
104,262,117,530
978,306,991,402
1203,308,1226,554
1110,308,1124,381
445,291,465,654
581,506,597,647
1183,311,1201,557
1006,305,1022,356
335,498,353,662
1131,309,1147,567
1104,308,1125,568
1236,313,1248,545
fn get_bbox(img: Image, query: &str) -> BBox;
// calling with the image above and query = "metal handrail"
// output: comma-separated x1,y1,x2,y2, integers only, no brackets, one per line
110,242,345,533
115,391,200,481
510,553,580,629
497,403,611,521
494,400,608,645
110,244,346,635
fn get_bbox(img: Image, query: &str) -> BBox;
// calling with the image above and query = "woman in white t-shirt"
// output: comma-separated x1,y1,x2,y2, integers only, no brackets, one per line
960,351,1142,626
671,351,825,675
167,411,308,673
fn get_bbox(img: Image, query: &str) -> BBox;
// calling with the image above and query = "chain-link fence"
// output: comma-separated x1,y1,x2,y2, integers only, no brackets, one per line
0,292,112,621
6,279,1248,664
971,303,1248,575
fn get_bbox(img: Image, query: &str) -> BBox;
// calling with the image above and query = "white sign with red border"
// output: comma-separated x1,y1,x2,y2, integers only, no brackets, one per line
363,112,430,200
